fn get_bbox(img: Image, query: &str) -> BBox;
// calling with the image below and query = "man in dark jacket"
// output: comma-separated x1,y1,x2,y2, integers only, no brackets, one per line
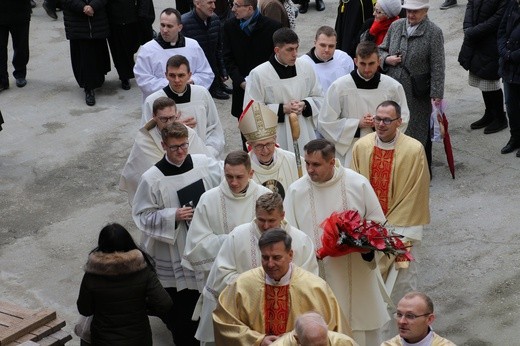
0,0,31,91
182,0,230,100
223,0,282,149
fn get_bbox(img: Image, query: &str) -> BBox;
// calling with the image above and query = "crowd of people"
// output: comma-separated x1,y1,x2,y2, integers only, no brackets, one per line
4,0,503,344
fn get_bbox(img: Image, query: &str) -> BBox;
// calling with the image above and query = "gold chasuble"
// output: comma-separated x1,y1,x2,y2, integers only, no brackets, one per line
265,284,290,335
213,266,350,345
369,147,395,215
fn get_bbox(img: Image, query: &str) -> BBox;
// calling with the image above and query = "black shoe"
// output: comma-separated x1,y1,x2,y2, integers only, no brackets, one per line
0,84,8,92
483,119,507,134
501,139,520,154
440,0,457,9
316,0,325,11
30,0,36,8
85,89,96,106
15,78,27,88
470,113,493,130
43,1,58,19
121,79,131,90
299,1,309,13
221,84,233,94
211,89,230,100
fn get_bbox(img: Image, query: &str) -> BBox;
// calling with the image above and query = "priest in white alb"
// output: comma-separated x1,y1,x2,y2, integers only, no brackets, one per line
140,55,224,158
239,100,303,199
181,150,271,290
213,229,351,345
244,27,323,153
284,139,389,346
119,97,211,205
196,192,319,345
318,41,408,166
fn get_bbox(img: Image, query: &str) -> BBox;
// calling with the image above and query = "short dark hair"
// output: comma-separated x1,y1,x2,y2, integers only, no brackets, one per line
166,55,191,73
161,8,182,24
256,193,284,213
224,150,251,170
377,100,401,118
315,25,336,40
273,28,299,47
304,139,336,161
161,122,188,141
356,41,379,59
258,228,292,251
152,97,177,116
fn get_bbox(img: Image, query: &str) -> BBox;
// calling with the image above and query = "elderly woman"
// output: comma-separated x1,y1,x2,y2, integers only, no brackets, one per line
497,0,520,157
379,0,445,171
360,0,402,45
458,0,508,134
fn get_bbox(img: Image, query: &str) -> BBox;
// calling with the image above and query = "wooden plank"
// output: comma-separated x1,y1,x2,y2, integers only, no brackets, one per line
36,330,72,346
0,310,56,346
0,313,23,328
0,303,33,318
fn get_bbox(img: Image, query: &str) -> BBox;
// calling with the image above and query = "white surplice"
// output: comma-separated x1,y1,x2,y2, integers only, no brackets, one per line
299,49,354,92
244,58,323,153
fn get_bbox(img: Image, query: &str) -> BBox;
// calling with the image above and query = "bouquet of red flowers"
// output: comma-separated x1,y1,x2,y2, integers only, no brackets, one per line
316,210,414,261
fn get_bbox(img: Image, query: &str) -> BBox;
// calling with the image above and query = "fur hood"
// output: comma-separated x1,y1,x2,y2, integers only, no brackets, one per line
85,249,147,276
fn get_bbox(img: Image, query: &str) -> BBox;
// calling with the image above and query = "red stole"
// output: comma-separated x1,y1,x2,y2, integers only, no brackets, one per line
264,284,290,336
370,146,394,215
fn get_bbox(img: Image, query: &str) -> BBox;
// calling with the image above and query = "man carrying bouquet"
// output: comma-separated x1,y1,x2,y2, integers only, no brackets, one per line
351,100,430,341
284,138,390,346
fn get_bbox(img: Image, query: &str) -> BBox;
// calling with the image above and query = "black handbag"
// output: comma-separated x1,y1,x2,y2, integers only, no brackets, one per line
403,66,431,98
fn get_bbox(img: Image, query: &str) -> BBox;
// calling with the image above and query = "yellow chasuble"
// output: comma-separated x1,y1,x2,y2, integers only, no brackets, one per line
351,132,430,227
213,266,350,345
381,333,457,346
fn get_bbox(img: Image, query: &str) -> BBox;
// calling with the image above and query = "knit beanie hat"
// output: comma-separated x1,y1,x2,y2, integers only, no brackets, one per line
379,0,402,17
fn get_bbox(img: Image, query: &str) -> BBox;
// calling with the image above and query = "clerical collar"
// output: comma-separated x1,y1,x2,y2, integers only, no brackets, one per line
163,84,191,104
155,155,193,176
231,182,249,197
402,328,434,346
269,55,297,79
376,130,400,149
155,33,186,49
351,70,381,89
306,47,333,64
252,151,277,168
265,263,293,285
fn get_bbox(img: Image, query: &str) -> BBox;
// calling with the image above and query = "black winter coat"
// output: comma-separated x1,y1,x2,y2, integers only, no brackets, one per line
105,0,154,25
77,250,172,346
0,0,31,25
458,0,508,80
182,10,226,78
222,14,282,117
63,0,110,40
498,0,520,84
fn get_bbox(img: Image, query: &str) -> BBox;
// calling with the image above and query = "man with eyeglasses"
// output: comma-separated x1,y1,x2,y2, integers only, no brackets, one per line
239,101,303,199
133,8,214,102
119,97,212,205
382,292,455,345
132,121,222,345
319,41,409,167
351,100,429,340
222,0,281,150
245,28,324,154
140,55,225,158
182,150,271,289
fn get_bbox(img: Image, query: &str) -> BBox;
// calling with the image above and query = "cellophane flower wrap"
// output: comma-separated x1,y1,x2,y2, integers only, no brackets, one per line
316,210,414,261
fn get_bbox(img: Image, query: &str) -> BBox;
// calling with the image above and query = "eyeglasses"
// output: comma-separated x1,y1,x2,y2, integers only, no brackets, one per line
167,143,189,151
373,116,400,125
393,312,432,321
374,8,385,15
156,115,179,123
232,2,249,7
253,142,276,151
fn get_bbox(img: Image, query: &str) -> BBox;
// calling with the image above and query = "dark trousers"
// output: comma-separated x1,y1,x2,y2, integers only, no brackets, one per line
0,21,30,86
504,82,520,139
108,23,141,81
162,287,200,346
